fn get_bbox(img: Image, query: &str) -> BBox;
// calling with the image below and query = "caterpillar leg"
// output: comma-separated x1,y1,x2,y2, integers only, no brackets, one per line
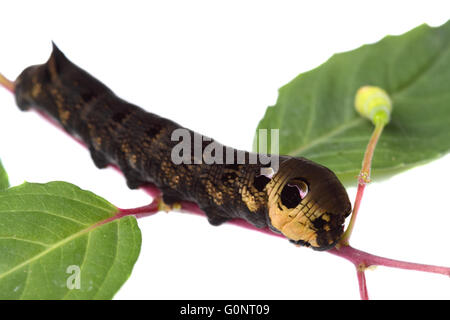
159,187,230,225
89,146,109,169
201,205,231,226
160,187,185,205
117,158,147,189
124,171,146,189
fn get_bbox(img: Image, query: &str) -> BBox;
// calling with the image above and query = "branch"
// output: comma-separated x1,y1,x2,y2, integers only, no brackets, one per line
329,245,450,276
340,121,384,245
0,73,14,93
117,193,450,275
356,268,369,300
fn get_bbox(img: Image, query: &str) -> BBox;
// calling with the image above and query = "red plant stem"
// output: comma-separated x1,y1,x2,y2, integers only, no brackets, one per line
92,199,162,229
329,245,450,276
342,183,365,245
119,198,450,278
139,184,162,198
356,268,369,300
117,201,161,218
341,122,384,245
361,122,384,178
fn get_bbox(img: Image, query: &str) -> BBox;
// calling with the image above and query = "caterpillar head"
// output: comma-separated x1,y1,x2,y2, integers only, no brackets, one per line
264,157,351,250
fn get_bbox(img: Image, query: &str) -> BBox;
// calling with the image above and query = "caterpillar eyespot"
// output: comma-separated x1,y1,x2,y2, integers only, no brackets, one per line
287,178,309,199
10,43,351,250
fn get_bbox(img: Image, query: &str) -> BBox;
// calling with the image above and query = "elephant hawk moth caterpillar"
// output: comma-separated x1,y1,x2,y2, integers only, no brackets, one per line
11,44,351,250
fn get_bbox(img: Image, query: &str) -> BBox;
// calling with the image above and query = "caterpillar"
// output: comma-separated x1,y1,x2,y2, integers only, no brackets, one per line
10,44,351,250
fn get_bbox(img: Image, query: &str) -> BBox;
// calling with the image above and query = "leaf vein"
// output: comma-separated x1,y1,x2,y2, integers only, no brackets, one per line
92,221,120,299
0,237,51,248
287,118,364,156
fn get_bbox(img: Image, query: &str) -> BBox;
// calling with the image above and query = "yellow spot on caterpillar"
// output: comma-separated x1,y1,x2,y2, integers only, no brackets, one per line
213,192,223,206
158,199,177,212
94,137,102,148
121,143,131,154
60,110,70,124
129,154,137,167
281,219,318,247
205,180,224,206
31,83,42,98
169,175,181,188
172,203,182,210
240,185,259,212
171,175,180,184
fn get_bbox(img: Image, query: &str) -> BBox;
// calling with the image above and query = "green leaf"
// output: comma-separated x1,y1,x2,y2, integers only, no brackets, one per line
0,159,8,191
0,181,141,300
255,21,450,185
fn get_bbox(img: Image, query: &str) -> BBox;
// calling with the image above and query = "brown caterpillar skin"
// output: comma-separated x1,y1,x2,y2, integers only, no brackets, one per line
13,44,351,250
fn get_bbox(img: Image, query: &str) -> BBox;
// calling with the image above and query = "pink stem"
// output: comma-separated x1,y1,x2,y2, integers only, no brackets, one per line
34,109,88,149
140,184,162,198
341,183,365,245
178,201,206,215
93,198,161,229
119,195,450,278
356,268,369,300
231,215,450,276
329,245,450,276
227,217,285,238
341,122,384,245
178,200,285,238
117,201,161,218
170,199,450,277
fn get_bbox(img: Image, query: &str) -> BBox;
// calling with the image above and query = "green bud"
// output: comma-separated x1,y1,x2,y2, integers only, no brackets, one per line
355,86,392,125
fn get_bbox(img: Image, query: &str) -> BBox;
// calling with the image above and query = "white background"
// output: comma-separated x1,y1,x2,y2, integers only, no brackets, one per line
0,0,449,299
